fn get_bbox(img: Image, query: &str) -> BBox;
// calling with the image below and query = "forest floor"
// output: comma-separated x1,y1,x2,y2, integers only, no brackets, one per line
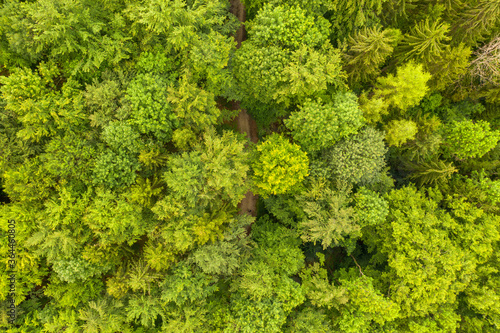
229,0,259,218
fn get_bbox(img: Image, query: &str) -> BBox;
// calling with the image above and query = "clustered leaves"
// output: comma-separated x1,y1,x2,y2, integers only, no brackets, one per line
1,0,500,331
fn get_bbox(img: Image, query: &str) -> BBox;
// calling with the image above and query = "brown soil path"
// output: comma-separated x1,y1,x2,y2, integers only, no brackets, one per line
229,0,259,218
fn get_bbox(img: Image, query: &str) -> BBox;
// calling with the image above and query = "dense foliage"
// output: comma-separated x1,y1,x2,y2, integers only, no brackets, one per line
1,0,500,332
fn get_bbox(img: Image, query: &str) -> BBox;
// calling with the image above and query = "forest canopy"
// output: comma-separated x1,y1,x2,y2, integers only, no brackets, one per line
1,0,500,332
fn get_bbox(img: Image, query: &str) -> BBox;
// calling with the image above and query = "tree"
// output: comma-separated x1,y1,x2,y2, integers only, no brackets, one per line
443,119,500,159
405,159,458,186
373,61,432,112
384,119,418,147
285,92,365,152
364,185,500,326
451,0,500,46
232,41,345,113
343,26,401,85
328,0,387,43
467,36,500,88
397,19,450,63
232,42,289,106
251,134,309,197
124,72,179,142
426,43,471,91
228,216,306,332
298,183,360,251
325,127,388,185
0,0,132,76
353,187,389,227
274,44,346,106
247,4,330,50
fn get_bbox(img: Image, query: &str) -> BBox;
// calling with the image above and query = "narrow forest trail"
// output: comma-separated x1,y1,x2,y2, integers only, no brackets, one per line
229,0,259,218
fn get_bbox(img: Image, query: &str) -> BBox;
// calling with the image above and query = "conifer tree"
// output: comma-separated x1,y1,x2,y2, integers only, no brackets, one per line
343,26,401,86
405,159,458,186
451,0,500,46
397,19,451,63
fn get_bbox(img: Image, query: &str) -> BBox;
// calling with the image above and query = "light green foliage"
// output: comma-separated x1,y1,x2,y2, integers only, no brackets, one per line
463,254,500,330
3,0,500,330
41,133,96,185
251,216,305,276
228,294,289,333
128,176,164,209
190,241,240,276
354,187,389,227
251,134,309,197
326,127,388,185
248,4,330,50
234,4,346,110
92,149,140,189
0,65,87,142
233,42,345,108
149,130,250,267
242,0,333,18
373,62,432,112
162,129,250,210
358,93,389,123
366,185,500,322
275,45,346,106
102,121,141,153
161,262,218,306
285,92,365,151
172,127,197,151
228,216,306,332
344,26,401,85
124,73,178,142
166,76,225,132
384,119,418,147
126,0,239,49
398,19,450,63
284,307,333,333
444,119,500,159
126,294,164,328
335,269,401,332
189,213,252,275
85,75,125,129
52,257,111,284
3,157,56,203
126,259,162,296
0,0,131,74
233,42,289,105
328,0,387,42
135,50,180,76
298,183,360,251
300,254,399,331
263,194,306,227
79,297,127,333
187,31,237,95
83,188,152,246
299,253,349,309
43,275,104,309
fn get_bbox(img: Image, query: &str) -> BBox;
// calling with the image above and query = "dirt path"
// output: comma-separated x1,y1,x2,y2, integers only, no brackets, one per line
229,0,259,218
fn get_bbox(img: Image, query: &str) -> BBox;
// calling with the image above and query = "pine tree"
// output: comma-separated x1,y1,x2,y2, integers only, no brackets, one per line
450,0,500,46
343,26,401,86
397,19,451,63
405,159,458,186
